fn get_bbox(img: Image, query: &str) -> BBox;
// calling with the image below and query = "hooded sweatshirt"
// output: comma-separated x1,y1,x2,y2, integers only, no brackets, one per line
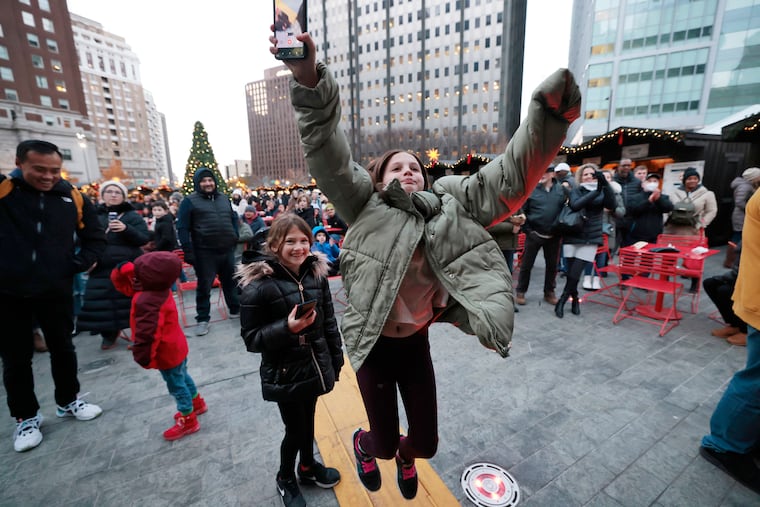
176,167,238,252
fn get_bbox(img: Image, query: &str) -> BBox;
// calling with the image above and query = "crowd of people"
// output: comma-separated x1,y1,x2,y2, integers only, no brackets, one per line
2,36,760,503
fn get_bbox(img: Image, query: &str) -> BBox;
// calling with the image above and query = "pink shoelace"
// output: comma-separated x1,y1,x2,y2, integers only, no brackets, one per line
400,461,417,481
360,457,378,473
355,432,378,473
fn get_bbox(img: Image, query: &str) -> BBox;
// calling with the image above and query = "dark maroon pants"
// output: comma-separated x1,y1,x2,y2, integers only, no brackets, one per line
356,330,438,461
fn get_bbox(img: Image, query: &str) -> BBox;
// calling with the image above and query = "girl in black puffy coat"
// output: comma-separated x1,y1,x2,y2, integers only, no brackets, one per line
238,213,343,506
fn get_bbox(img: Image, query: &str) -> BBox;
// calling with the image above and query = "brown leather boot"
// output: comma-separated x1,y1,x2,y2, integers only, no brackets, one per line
515,293,526,305
727,333,747,346
711,326,741,338
723,244,737,269
544,291,558,305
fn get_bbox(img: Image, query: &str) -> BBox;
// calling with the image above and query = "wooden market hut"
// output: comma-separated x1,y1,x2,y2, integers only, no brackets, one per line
559,126,756,245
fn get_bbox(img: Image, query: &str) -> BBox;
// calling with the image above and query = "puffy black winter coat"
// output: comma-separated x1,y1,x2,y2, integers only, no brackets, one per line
628,191,674,244
152,214,178,251
176,168,238,253
79,202,149,332
0,171,106,297
239,252,343,402
562,184,616,246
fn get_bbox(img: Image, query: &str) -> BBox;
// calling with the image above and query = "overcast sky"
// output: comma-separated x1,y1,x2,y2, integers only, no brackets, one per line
67,0,573,183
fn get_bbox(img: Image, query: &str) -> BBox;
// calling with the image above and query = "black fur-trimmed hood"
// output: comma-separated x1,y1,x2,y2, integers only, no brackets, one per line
237,251,330,287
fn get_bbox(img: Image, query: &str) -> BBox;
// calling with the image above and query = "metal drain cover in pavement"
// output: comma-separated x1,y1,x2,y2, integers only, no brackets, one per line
79,358,115,374
461,462,520,507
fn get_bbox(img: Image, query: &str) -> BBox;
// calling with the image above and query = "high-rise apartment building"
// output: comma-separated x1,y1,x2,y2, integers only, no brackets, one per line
247,0,527,180
570,0,760,140
144,90,171,185
0,0,97,183
246,66,309,185
70,13,166,184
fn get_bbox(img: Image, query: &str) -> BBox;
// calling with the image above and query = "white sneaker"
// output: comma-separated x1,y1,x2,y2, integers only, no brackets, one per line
228,311,240,320
56,399,103,421
592,276,601,290
195,321,210,336
14,413,43,452
582,275,592,290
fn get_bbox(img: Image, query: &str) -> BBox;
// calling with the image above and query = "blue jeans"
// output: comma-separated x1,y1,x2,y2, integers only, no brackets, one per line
583,252,608,276
702,325,760,454
159,359,197,415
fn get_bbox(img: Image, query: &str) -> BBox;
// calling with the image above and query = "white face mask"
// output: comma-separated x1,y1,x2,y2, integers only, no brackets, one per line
645,182,659,192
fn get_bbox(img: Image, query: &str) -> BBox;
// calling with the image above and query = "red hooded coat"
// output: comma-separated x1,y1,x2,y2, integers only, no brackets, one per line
111,251,188,370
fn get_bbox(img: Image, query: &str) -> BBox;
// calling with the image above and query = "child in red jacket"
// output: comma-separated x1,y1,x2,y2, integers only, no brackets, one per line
111,251,207,440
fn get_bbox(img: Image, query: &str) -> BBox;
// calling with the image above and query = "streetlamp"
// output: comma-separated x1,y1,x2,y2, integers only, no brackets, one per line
76,132,91,183
606,89,614,133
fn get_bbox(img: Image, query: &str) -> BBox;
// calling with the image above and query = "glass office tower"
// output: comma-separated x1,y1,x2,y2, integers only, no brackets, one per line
570,0,760,139
308,0,527,166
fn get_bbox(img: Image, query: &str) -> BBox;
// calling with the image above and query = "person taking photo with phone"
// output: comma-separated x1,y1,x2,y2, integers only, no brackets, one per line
554,164,616,318
78,180,149,349
270,31,580,500
238,213,344,507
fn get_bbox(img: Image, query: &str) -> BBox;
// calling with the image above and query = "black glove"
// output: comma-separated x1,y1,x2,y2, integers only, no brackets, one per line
595,171,608,188
182,249,195,266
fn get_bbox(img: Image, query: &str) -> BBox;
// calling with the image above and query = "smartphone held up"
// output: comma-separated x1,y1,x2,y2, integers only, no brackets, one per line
273,0,307,59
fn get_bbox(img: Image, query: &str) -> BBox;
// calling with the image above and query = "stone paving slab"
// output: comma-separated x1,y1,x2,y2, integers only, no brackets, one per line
1,245,758,506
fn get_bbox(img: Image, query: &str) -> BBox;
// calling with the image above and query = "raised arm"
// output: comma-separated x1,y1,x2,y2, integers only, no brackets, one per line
434,69,581,228
272,32,372,224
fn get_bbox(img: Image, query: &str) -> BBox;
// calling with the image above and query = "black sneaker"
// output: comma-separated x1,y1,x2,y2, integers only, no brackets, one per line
298,461,341,488
353,428,381,491
699,446,760,494
395,453,418,499
276,473,306,507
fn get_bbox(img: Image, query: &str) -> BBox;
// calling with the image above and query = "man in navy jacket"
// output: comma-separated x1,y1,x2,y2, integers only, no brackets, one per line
176,168,240,335
0,140,106,452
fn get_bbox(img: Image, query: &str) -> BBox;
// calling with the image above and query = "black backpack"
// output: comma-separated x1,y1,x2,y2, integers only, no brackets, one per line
668,196,697,227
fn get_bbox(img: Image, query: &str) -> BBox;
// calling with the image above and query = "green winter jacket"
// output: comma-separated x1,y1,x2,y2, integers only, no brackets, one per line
290,63,580,370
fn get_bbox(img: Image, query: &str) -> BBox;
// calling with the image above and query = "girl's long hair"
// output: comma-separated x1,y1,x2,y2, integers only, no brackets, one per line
266,213,313,259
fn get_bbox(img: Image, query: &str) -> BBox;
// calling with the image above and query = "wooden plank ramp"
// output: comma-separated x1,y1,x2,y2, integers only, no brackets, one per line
315,356,460,506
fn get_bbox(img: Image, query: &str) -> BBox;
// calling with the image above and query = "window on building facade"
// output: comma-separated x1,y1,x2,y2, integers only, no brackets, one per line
59,98,69,110
31,54,44,68
36,75,48,88
5,88,18,101
55,80,66,92
40,95,52,107
51,59,62,72
46,39,58,52
42,18,54,33
38,0,50,11
1,66,15,81
60,149,71,160
27,33,39,48
22,12,35,27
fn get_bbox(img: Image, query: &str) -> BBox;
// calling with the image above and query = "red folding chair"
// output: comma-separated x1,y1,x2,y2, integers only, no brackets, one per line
173,249,227,327
612,249,684,336
656,233,707,313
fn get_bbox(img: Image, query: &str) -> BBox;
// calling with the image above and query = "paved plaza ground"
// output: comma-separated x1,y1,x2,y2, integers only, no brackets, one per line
1,244,758,506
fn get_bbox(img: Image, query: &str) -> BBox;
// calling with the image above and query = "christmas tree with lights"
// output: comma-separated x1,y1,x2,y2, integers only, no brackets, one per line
180,121,229,196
